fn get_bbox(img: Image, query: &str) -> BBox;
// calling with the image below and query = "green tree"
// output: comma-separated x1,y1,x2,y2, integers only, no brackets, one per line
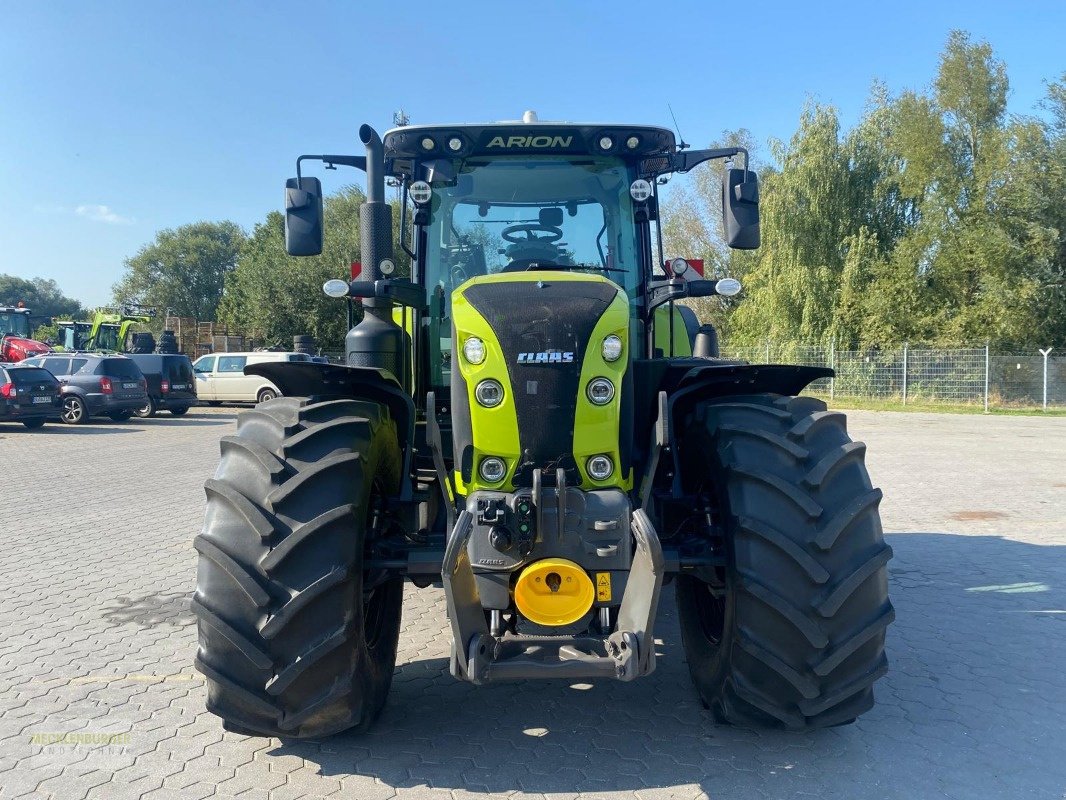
0,274,85,322
219,186,384,348
112,221,245,321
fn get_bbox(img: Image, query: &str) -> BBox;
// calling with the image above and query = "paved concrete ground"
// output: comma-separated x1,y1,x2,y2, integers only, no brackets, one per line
1,408,1064,800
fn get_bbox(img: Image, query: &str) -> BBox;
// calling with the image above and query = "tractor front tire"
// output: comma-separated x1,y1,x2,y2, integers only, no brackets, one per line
193,396,404,738
676,394,894,729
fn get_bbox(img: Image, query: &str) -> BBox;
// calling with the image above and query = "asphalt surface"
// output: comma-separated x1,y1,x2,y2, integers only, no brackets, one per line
1,407,1064,800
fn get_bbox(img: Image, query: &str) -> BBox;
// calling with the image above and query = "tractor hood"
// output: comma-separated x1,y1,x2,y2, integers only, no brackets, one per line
449,271,631,494
1,335,52,362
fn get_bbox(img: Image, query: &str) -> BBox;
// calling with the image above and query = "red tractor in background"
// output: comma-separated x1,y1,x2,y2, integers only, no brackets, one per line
0,304,52,362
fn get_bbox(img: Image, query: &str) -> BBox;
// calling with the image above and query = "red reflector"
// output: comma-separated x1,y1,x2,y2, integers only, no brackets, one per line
0,382,15,398
350,261,362,279
100,377,113,394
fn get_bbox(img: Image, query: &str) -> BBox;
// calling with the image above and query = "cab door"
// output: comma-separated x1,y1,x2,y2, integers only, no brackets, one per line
214,355,249,401
193,356,216,401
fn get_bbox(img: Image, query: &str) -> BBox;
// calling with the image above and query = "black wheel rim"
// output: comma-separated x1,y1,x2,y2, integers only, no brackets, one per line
361,479,389,650
694,583,727,647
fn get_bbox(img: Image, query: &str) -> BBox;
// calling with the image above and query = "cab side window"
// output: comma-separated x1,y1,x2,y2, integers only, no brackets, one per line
194,356,216,374
217,356,247,373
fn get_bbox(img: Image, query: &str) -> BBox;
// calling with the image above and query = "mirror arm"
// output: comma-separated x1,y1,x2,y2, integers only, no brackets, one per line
646,279,690,314
295,154,368,183
344,279,427,311
670,146,749,174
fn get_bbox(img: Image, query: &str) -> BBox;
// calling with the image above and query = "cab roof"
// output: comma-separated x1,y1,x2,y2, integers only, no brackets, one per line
383,121,676,161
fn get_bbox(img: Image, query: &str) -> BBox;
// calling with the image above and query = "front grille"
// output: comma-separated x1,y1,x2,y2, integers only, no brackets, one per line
464,279,618,486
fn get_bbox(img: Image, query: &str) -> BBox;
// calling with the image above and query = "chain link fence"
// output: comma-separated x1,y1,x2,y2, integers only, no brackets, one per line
721,342,1064,411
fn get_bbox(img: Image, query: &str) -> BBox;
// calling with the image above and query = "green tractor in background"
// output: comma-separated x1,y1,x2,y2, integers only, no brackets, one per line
193,113,893,738
55,303,156,353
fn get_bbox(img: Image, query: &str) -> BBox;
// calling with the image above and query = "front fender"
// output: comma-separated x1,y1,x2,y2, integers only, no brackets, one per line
245,362,416,501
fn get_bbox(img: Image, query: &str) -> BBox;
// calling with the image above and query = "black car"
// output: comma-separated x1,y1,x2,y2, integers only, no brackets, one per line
0,363,62,428
23,353,149,424
126,353,197,417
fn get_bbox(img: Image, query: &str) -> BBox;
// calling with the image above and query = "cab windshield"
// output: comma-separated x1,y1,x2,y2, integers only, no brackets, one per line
0,311,32,338
420,155,642,388
424,155,640,296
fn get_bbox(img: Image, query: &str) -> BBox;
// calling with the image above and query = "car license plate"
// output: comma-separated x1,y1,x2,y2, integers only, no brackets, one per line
171,384,186,390
123,382,139,389
32,396,51,404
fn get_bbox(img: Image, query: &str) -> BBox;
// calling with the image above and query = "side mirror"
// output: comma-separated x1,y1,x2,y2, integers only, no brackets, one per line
722,168,760,250
285,176,324,256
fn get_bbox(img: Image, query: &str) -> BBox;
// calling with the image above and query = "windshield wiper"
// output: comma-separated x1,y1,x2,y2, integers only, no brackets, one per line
525,262,625,274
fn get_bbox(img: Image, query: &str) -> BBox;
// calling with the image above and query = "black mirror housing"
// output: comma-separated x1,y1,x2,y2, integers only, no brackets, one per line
722,168,760,250
285,176,324,256
685,279,718,298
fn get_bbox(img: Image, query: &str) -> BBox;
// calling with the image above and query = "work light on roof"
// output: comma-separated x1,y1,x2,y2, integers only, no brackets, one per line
598,136,613,151
420,136,435,151
448,137,463,152
626,136,640,150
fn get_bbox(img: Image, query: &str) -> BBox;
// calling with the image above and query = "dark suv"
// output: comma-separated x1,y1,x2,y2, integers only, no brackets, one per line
126,353,197,417
24,353,149,424
0,363,62,428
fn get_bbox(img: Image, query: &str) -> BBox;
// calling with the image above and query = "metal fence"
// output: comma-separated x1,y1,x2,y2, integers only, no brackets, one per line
720,342,1064,411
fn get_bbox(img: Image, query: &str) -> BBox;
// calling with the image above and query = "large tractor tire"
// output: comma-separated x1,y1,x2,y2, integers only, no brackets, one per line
676,394,893,729
193,396,404,738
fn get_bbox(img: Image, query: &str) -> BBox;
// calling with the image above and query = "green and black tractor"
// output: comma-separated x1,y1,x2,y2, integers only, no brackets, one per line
193,113,893,738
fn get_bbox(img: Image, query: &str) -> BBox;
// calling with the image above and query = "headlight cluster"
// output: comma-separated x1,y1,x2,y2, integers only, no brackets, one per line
463,336,486,364
602,334,623,362
587,455,614,480
479,457,507,483
586,377,615,405
475,379,504,407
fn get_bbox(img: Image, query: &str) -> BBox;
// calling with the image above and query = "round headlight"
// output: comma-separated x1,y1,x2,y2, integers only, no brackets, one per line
587,455,614,480
479,457,507,483
587,377,615,406
420,136,435,151
602,334,623,362
463,336,486,364
598,136,613,151
448,137,463,152
409,180,432,205
629,179,653,203
715,278,742,297
626,135,640,150
322,279,350,298
670,257,689,277
379,258,395,276
475,379,504,407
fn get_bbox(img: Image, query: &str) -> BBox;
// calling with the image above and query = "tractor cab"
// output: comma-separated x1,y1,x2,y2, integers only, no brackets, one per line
0,306,51,362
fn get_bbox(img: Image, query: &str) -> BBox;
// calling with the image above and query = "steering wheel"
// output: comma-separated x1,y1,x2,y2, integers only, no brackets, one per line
501,223,563,245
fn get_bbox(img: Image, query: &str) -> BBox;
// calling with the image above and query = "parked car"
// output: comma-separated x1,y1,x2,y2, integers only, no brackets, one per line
23,353,149,424
0,362,62,428
126,353,197,418
191,352,310,405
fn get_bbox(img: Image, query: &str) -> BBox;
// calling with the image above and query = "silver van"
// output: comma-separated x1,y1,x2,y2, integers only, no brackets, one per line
191,351,310,404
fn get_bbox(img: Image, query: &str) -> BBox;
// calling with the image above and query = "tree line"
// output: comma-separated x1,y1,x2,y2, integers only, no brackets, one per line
666,31,1066,350
26,30,1057,352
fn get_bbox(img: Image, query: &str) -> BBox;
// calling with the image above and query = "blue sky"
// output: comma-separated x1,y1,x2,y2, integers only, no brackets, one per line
2,0,1063,308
